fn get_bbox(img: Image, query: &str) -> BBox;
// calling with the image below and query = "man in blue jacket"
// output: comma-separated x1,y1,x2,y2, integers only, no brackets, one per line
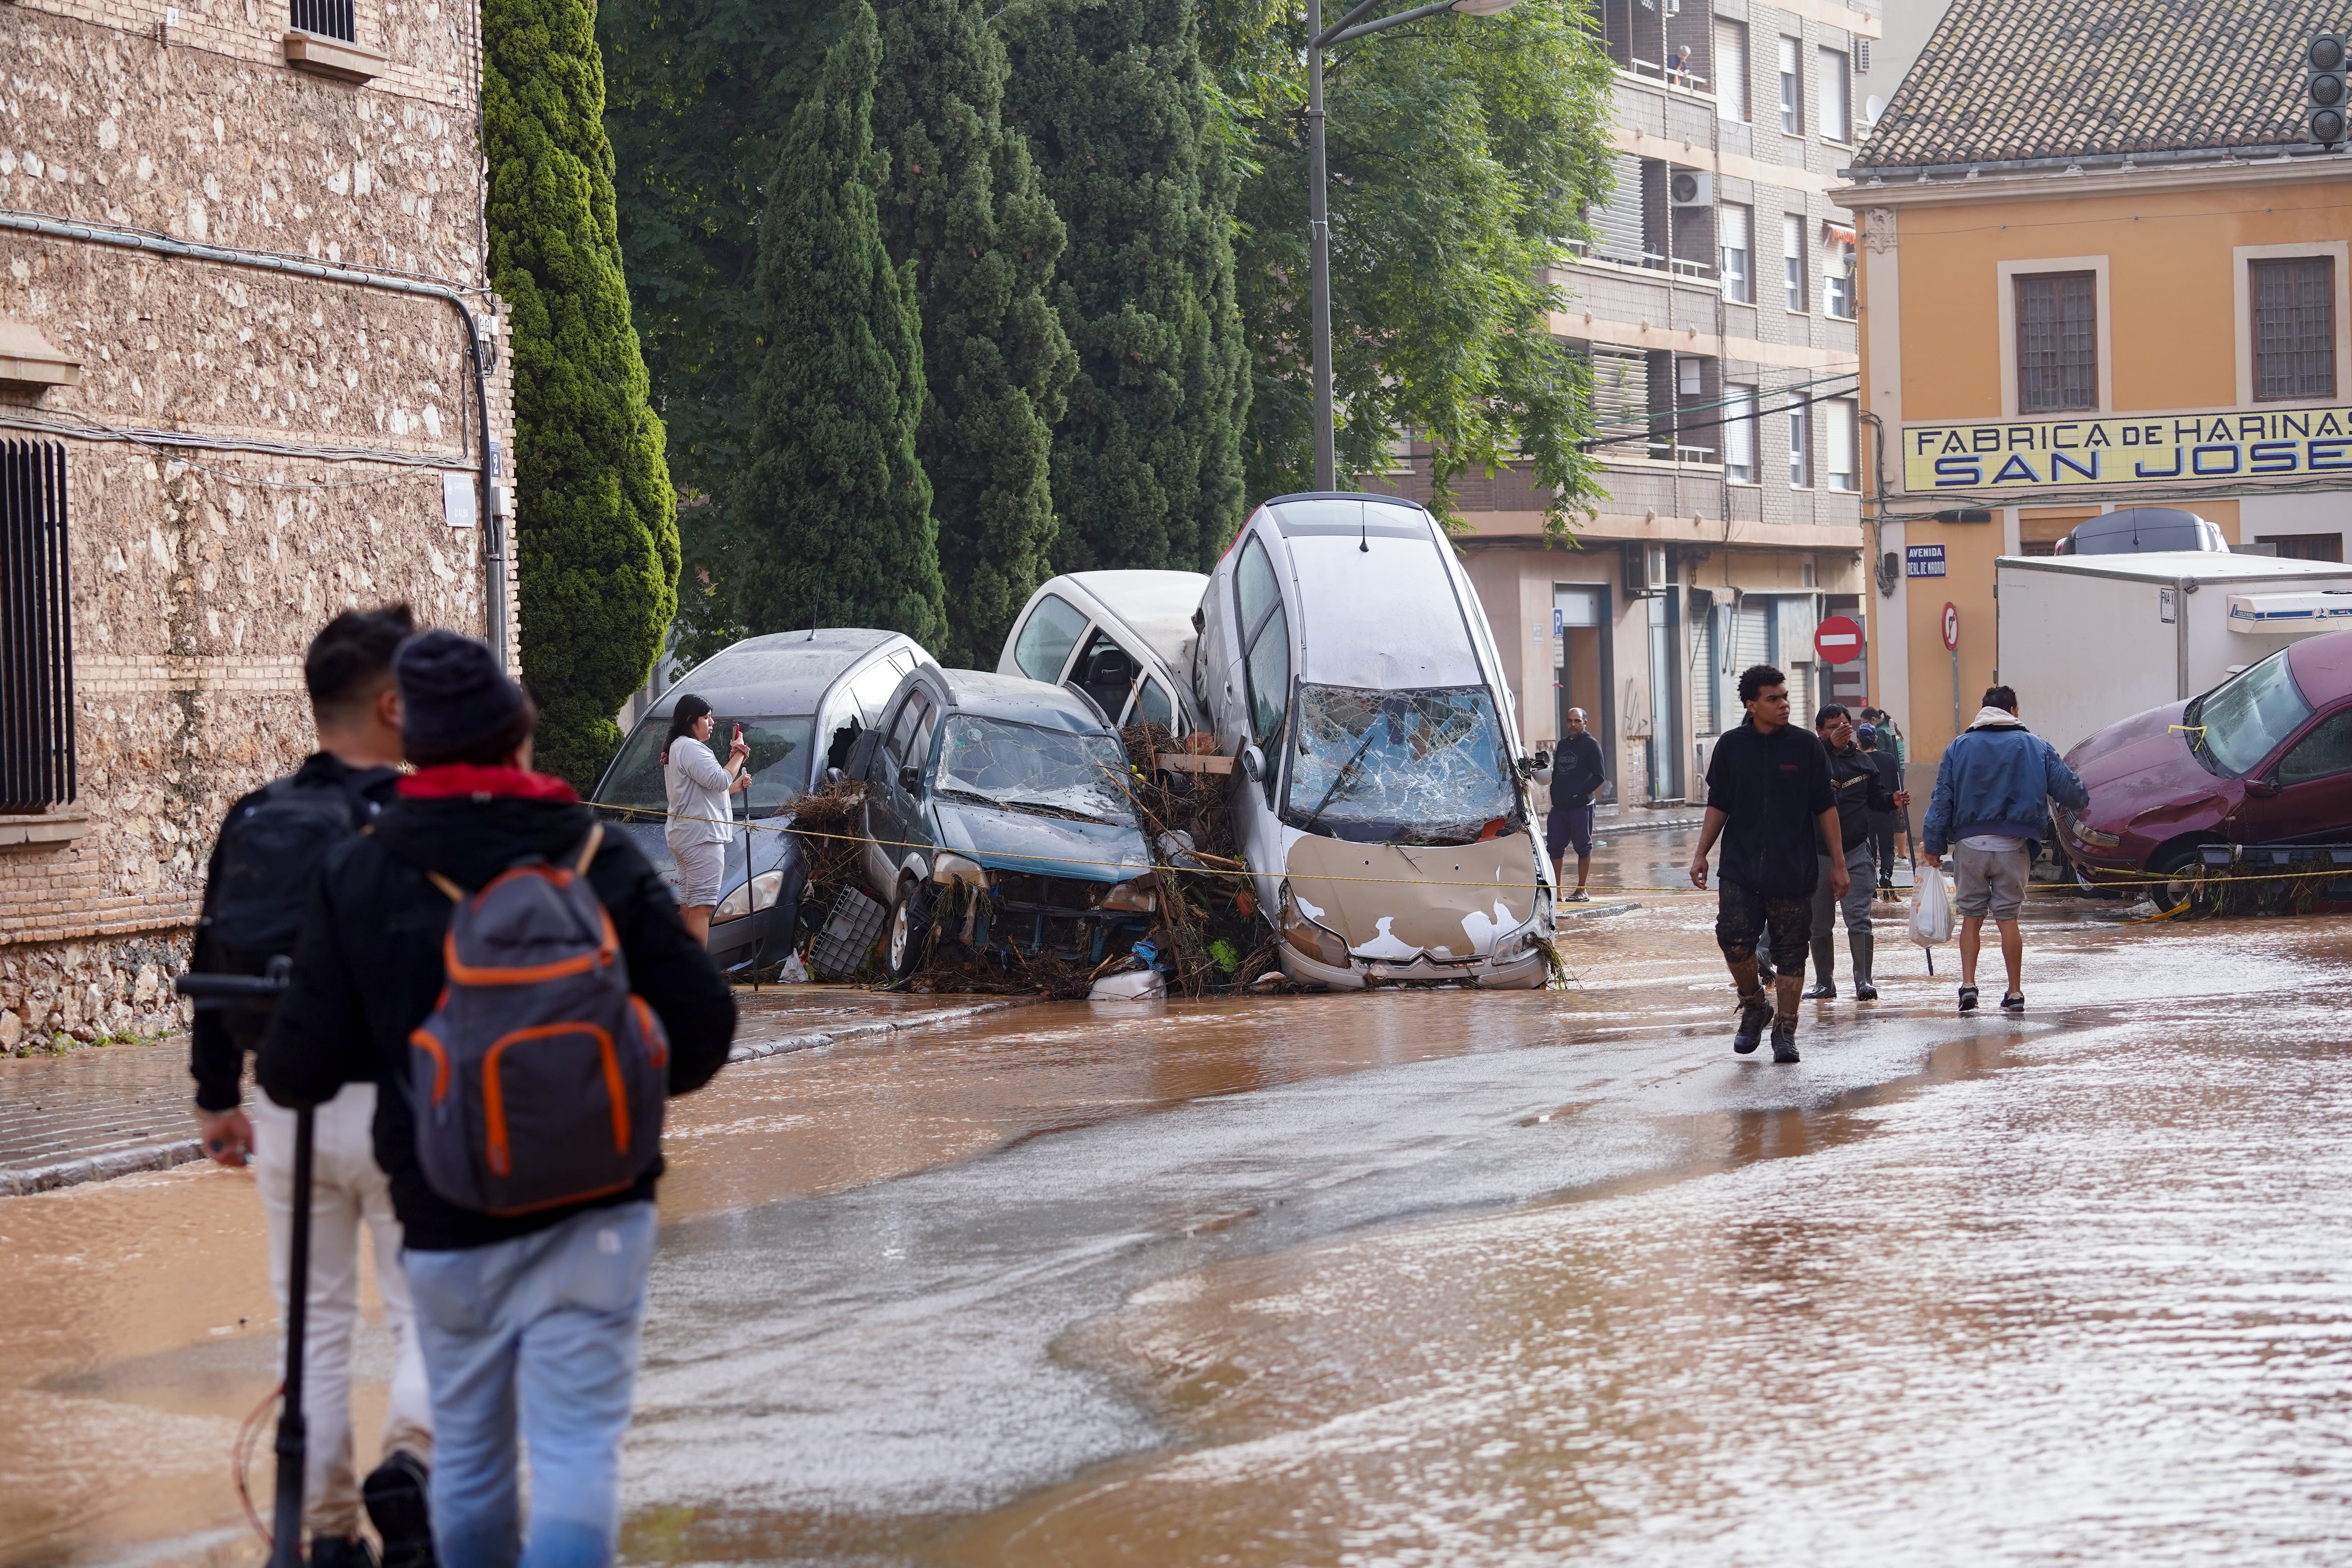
1920,685,2089,1014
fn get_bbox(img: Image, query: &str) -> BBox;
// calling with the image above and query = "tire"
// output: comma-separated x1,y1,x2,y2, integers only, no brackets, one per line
886,878,935,980
2148,844,2208,907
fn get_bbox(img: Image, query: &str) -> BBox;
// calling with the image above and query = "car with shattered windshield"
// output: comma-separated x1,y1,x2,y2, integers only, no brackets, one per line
1193,491,1552,988
2058,629,2352,889
849,666,1158,979
590,629,929,973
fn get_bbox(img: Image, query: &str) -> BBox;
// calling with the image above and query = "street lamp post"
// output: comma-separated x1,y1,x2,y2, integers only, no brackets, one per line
1305,0,1521,490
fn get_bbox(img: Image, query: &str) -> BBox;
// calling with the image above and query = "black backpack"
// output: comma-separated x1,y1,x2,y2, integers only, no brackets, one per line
197,769,394,1049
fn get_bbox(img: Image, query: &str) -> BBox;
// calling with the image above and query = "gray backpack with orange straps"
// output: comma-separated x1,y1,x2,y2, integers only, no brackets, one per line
406,826,671,1215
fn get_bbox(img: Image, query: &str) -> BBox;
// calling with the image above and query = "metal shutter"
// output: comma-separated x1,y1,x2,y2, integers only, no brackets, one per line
1587,153,1645,266
1,439,75,813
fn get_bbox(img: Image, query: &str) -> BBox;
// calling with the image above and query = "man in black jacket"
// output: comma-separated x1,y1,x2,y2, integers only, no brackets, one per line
1540,707,1606,902
1805,704,1907,1001
1688,665,1842,1062
259,630,736,1568
189,605,434,1568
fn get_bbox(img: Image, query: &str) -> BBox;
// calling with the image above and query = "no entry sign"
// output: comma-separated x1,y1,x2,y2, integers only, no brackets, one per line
1813,613,1863,666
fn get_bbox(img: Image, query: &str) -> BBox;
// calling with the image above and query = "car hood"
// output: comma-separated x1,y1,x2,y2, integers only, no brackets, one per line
932,799,1151,883
2066,700,2234,836
1286,831,1542,962
2066,700,2194,791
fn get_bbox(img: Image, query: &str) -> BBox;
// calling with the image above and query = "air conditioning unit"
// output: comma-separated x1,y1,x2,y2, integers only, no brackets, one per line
1669,169,1714,207
1623,540,1671,597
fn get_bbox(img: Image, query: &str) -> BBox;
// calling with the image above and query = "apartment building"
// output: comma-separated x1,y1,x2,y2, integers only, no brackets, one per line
0,0,515,1050
1382,0,1875,804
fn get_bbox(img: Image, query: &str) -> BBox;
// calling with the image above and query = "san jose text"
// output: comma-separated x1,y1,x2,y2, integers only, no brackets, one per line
1902,408,2352,490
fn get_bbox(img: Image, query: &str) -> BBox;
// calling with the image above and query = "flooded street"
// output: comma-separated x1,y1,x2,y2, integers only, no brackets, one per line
7,825,2352,1566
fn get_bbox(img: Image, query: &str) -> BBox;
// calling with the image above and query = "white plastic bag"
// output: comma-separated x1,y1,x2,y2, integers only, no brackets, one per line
1909,868,1955,946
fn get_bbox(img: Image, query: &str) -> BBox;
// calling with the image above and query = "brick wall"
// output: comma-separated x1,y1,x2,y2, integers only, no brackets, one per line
0,0,516,1051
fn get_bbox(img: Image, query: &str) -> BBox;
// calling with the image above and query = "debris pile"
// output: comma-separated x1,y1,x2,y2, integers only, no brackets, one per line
1113,722,1285,996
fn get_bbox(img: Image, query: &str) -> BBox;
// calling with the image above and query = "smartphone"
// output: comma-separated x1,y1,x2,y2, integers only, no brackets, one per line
732,722,744,746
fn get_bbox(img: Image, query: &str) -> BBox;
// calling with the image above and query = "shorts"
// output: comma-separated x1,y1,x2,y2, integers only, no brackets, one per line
1716,878,1810,973
669,838,726,907
1546,802,1596,861
1953,840,2028,921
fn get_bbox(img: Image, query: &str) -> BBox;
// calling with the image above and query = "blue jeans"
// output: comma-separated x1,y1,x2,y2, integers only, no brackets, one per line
404,1202,659,1568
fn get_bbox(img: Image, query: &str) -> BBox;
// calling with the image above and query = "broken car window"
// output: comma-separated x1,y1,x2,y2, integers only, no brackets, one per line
2196,651,2312,777
933,716,1136,825
1283,685,1515,844
734,716,816,817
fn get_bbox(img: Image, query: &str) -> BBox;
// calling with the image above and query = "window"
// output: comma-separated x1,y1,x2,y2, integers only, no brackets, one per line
1011,592,1086,682
1,440,75,813
883,688,932,764
2016,271,2098,413
2252,256,2336,401
1825,233,1856,318
1782,214,1806,312
1825,398,1859,491
1788,403,1813,487
1778,37,1802,134
1723,384,1758,483
1818,48,1851,142
2279,709,2352,785
1715,20,1749,122
289,0,356,42
1235,535,1291,796
2259,533,2344,562
1718,204,1752,303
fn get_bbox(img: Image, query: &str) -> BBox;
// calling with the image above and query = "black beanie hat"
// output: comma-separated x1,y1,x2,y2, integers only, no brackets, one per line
396,629,529,765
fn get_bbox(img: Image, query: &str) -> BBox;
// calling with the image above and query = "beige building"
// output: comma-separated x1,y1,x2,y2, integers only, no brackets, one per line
0,0,516,1050
1383,0,1874,802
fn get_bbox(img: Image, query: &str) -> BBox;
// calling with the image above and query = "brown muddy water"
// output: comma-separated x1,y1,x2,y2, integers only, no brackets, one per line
6,836,2350,1567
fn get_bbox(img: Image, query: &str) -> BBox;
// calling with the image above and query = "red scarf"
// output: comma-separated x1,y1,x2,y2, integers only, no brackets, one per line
397,764,578,803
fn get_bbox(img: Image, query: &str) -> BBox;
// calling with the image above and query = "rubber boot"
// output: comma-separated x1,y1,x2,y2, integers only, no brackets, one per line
1803,937,1837,999
1851,930,1878,1000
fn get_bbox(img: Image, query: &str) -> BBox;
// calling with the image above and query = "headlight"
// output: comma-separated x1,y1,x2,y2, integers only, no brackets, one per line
1279,881,1349,967
931,852,990,890
711,869,785,924
1100,877,1157,913
2065,811,2121,849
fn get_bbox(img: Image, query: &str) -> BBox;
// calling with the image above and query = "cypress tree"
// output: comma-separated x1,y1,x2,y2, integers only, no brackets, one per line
872,0,1076,668
1007,0,1249,573
485,0,679,789
730,2,947,646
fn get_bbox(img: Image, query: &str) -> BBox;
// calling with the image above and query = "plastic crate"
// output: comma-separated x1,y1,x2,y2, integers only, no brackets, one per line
808,886,887,980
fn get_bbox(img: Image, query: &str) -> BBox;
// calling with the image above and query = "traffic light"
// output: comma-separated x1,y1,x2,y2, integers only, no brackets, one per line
2310,34,2347,147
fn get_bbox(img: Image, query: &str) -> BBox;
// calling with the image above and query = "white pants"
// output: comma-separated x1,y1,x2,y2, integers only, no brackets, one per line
252,1084,434,1538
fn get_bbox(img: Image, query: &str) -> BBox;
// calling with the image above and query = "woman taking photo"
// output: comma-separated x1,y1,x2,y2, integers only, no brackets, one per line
662,694,751,943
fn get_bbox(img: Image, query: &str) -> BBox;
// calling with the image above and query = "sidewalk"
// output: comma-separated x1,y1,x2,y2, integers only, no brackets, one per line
0,988,1039,1197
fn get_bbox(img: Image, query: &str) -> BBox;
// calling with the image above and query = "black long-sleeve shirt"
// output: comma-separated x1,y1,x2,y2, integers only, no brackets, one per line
1827,739,1899,851
257,789,736,1251
1547,732,1606,810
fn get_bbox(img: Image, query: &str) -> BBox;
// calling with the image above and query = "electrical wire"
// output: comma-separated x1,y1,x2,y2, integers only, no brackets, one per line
233,1382,281,1548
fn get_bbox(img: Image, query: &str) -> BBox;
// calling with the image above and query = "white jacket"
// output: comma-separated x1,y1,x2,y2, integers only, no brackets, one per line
664,737,735,846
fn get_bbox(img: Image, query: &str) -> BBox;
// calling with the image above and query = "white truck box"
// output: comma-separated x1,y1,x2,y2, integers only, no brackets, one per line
1995,552,2352,756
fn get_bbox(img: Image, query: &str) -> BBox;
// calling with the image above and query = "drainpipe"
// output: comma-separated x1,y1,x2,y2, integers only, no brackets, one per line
0,208,508,669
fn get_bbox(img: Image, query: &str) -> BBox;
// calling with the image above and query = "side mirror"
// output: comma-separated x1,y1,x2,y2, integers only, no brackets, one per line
898,764,924,796
1239,744,1265,783
2246,775,2282,799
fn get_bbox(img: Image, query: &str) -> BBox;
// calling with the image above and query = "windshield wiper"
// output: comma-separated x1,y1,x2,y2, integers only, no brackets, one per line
1295,725,1383,836
998,798,1120,825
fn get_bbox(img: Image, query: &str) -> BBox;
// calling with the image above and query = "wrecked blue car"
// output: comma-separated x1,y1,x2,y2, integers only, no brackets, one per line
850,667,1157,979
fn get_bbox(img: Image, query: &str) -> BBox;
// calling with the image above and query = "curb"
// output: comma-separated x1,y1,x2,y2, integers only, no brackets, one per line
1,998,1047,1200
728,996,1042,1064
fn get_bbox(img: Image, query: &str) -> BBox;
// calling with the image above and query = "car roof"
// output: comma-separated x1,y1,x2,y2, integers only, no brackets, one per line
1057,570,1204,666
2287,628,2352,697
647,629,907,719
929,667,1114,734
1245,494,1486,688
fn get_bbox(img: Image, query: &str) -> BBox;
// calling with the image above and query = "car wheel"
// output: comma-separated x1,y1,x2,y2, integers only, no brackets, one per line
886,878,935,980
2148,844,2208,907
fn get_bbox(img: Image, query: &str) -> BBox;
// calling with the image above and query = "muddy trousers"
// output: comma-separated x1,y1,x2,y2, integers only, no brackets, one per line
1810,844,1882,985
407,1201,657,1568
1716,878,1811,1027
252,1085,435,1541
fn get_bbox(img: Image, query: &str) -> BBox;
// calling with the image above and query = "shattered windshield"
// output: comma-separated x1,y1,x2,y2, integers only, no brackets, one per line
1283,685,1516,844
2194,651,2312,777
933,716,1136,825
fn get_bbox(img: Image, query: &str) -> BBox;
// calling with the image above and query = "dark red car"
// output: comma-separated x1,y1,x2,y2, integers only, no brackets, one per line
2059,629,2352,885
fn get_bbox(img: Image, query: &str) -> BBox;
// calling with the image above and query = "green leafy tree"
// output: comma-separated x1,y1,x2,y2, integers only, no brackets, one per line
730,2,948,646
1205,0,1614,530
1006,0,1250,573
874,0,1078,668
598,0,854,661
485,0,680,788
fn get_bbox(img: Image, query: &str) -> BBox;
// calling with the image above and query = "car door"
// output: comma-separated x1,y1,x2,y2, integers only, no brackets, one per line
2224,704,2352,846
864,686,932,891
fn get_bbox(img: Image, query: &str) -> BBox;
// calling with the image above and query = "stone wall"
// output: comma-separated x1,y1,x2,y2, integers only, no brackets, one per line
0,0,516,1052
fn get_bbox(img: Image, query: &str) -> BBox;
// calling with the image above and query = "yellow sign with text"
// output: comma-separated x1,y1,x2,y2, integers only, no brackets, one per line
1901,408,2352,493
